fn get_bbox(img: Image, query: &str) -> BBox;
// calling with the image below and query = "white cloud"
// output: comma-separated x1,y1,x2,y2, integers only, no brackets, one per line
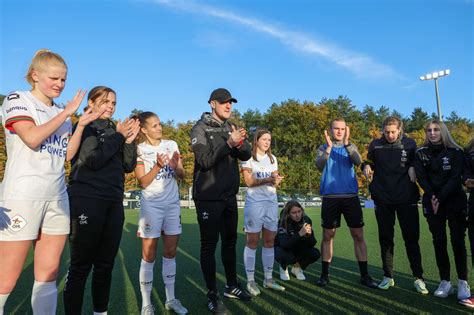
150,0,401,80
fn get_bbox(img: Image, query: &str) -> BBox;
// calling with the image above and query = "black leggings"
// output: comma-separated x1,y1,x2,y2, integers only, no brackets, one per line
275,246,320,270
426,213,468,281
195,197,238,291
63,197,124,314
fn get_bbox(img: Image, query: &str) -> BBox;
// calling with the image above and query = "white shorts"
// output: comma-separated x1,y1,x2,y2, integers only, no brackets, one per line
0,199,70,241
137,200,182,238
244,200,278,233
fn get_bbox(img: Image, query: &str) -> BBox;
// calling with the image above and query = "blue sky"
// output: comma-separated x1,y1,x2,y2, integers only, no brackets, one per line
1,0,472,123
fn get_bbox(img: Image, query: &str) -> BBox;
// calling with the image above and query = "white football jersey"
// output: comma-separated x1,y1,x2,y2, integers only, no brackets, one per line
241,153,278,203
1,91,71,200
137,140,180,203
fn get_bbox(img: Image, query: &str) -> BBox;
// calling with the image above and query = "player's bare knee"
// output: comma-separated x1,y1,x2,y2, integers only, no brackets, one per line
323,229,336,240
163,247,177,259
263,239,274,248
143,248,157,262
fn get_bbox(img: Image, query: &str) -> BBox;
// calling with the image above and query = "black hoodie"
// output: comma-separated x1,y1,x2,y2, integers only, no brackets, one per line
190,112,251,201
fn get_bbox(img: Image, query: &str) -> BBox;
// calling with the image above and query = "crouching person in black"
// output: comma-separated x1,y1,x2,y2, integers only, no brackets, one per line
275,200,320,281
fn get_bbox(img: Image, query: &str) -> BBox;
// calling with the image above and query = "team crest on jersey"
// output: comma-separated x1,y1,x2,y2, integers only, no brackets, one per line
78,214,88,225
10,215,27,232
144,223,151,233
442,157,451,170
202,211,209,220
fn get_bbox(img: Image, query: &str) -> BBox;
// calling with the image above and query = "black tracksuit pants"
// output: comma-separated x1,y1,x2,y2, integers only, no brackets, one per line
426,211,468,281
195,197,238,291
374,203,424,278
275,246,320,270
64,197,125,314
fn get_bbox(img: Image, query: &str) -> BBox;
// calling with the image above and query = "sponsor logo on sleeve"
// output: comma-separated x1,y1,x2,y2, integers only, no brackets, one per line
7,93,20,101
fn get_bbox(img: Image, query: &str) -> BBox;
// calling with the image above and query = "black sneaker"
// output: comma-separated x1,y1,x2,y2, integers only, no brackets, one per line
207,291,228,314
224,283,252,301
317,274,329,287
360,274,378,289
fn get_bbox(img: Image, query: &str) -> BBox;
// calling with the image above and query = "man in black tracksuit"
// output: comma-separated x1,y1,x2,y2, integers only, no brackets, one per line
64,116,137,314
362,117,427,294
191,88,252,314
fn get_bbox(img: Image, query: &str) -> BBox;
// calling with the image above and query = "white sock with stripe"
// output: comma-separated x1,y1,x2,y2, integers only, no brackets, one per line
262,247,275,280
244,246,257,282
139,259,155,308
162,257,176,302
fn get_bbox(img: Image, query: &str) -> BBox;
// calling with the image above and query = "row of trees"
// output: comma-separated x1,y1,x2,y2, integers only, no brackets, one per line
0,94,472,197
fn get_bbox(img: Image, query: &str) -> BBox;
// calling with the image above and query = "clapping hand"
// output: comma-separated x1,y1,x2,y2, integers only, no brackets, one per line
363,165,373,181
299,223,312,236
228,125,246,148
343,126,350,145
64,90,87,117
169,151,181,170
324,130,333,149
156,153,169,168
78,107,105,127
271,171,284,186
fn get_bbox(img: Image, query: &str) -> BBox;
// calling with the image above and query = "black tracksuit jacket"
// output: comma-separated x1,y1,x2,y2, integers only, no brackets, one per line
414,143,467,215
362,135,419,205
190,112,251,201
275,215,317,252
68,119,137,201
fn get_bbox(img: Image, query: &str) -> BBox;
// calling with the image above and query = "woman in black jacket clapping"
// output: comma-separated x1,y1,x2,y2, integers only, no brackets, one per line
275,200,320,281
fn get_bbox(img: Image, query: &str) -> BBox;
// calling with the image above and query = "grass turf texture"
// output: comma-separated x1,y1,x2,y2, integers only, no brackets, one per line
6,207,473,314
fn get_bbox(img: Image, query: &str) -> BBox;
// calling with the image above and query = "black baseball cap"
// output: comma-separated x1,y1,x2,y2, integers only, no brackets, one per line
208,88,238,104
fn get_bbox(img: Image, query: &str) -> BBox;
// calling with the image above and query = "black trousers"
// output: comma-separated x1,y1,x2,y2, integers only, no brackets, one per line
63,197,125,314
195,197,238,291
374,203,424,278
275,246,320,270
426,212,468,281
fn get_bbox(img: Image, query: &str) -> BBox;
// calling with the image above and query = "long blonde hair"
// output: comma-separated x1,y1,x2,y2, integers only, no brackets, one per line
423,120,462,149
26,49,67,87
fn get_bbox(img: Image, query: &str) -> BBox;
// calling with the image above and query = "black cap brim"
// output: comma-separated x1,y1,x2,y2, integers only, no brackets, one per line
208,97,238,104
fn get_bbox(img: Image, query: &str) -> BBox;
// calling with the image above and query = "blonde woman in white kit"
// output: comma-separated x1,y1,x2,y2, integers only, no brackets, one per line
0,49,98,315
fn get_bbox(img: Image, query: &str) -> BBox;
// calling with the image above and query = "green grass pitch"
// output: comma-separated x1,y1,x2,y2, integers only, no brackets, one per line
6,207,474,314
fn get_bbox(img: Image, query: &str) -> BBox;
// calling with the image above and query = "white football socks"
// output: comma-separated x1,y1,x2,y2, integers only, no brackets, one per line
244,246,257,282
262,247,275,280
162,257,176,302
139,259,155,308
31,280,57,315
